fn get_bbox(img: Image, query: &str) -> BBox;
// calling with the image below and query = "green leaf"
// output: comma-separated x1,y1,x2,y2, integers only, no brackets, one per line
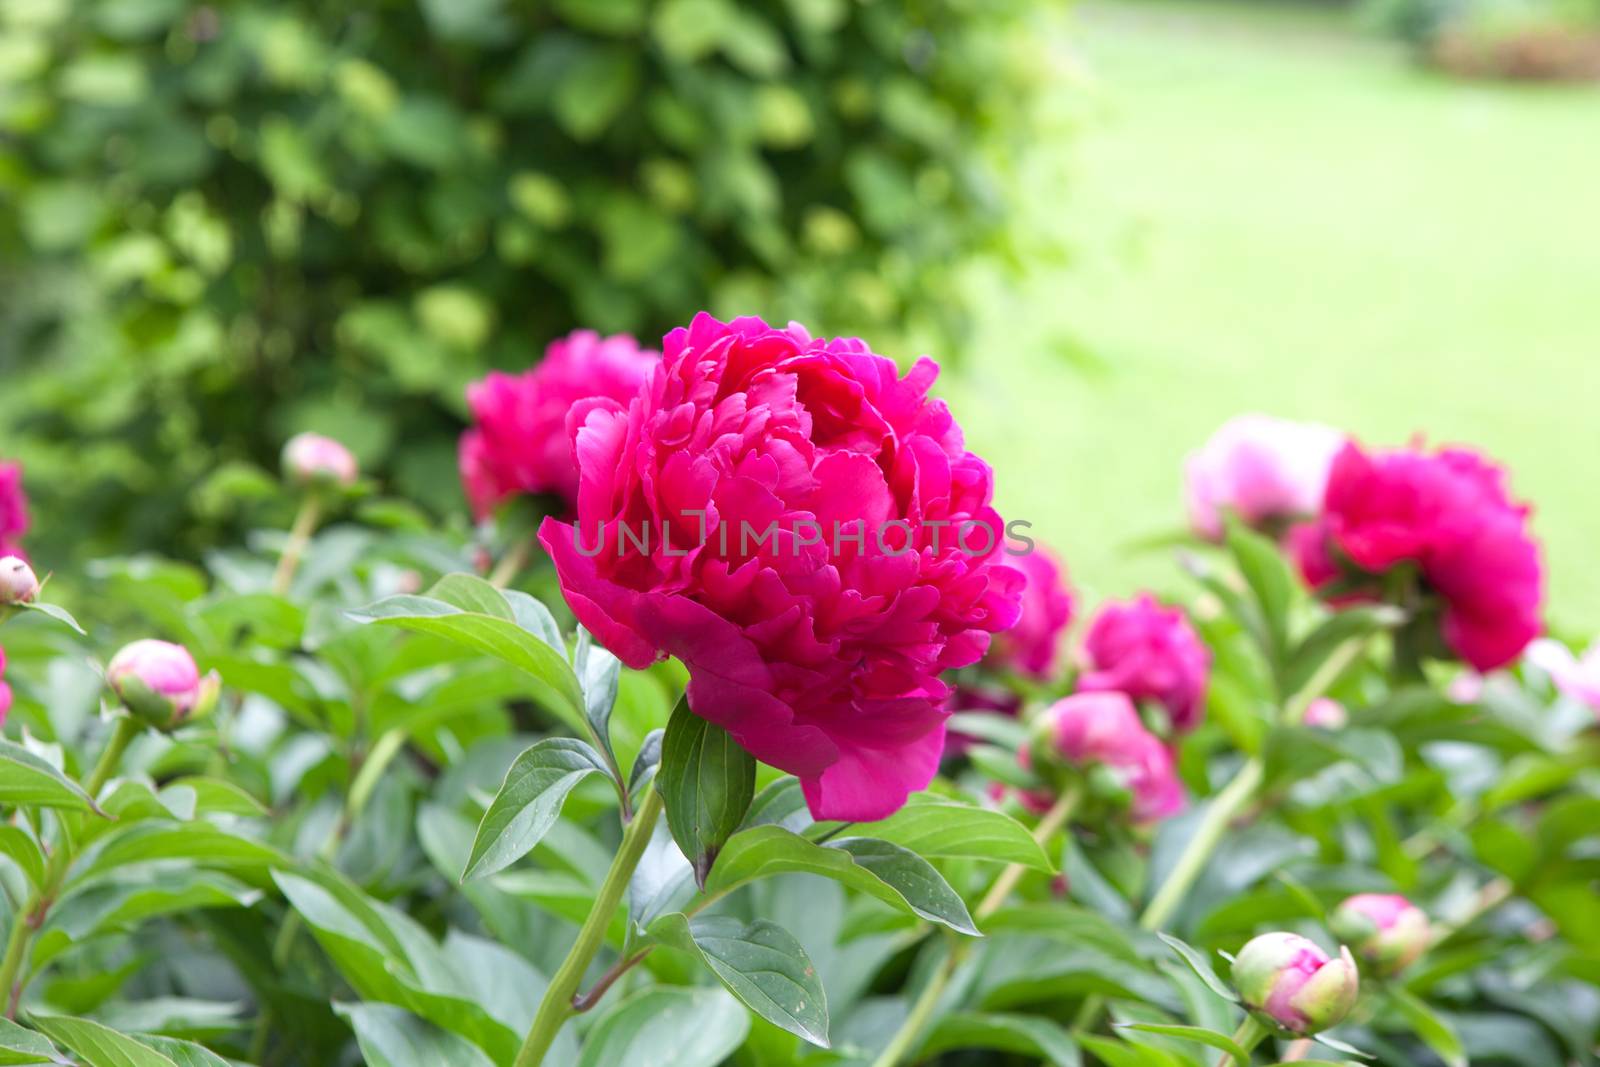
75,823,283,881
648,913,828,1047
1115,1022,1248,1062
1076,1033,1181,1067
129,1037,233,1067
1313,1032,1374,1059
740,776,811,834
1226,516,1296,670
1157,933,1238,1002
19,602,86,635
347,583,585,732
627,728,664,799
1285,606,1400,696
0,828,46,891
576,986,749,1067
921,1011,1080,1067
0,1018,59,1064
462,737,610,881
657,700,756,887
0,740,100,813
857,796,1052,870
705,826,978,936
27,1015,179,1067
575,627,625,780
334,1003,497,1067
1387,988,1465,1067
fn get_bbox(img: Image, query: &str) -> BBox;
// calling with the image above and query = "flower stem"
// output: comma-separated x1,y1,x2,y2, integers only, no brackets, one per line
1142,755,1265,932
871,785,1080,1067
489,539,533,589
271,493,323,597
1221,1015,1269,1066
0,714,141,1017
514,787,665,1067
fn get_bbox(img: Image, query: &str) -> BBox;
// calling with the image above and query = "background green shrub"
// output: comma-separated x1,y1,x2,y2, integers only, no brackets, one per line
0,0,1051,567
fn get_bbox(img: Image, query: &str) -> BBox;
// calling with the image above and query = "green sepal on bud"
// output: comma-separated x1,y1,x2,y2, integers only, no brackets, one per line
1232,931,1360,1036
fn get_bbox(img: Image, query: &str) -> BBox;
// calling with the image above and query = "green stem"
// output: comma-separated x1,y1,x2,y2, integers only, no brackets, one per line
271,493,322,597
513,788,665,1067
488,539,533,589
975,785,1080,921
1142,756,1264,932
0,715,142,1017
1221,1015,1269,1066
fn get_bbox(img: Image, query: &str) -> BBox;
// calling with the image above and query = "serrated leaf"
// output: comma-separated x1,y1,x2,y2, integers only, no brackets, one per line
1115,1022,1248,1061
857,797,1052,870
462,737,609,881
0,739,99,813
27,1015,179,1067
649,913,828,1046
657,700,755,888
705,826,978,935
1157,934,1238,1002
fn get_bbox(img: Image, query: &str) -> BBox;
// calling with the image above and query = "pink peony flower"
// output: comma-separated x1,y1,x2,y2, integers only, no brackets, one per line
282,433,359,489
1233,932,1359,1035
988,546,1074,680
1078,594,1211,732
460,330,660,519
539,314,1024,821
1185,415,1345,540
1303,697,1348,729
1294,442,1543,672
1046,691,1185,822
1330,893,1429,974
0,462,28,559
106,639,221,730
0,646,11,725
1526,638,1600,713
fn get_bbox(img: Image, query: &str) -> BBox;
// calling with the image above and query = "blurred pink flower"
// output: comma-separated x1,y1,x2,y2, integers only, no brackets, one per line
0,646,11,725
1185,414,1344,540
988,546,1074,680
1295,441,1543,671
540,314,1023,820
1303,697,1347,729
1046,691,1186,822
0,462,28,559
282,433,359,488
1526,638,1600,713
460,330,659,519
1331,893,1429,974
1078,593,1211,732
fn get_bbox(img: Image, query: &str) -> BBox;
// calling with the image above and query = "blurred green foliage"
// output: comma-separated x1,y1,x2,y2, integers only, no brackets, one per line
0,0,1055,568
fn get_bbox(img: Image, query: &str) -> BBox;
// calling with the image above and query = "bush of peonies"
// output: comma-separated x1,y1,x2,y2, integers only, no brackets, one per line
0,320,1588,1067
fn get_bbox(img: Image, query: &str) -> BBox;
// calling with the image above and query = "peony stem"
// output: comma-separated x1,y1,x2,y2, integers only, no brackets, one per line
514,787,664,1067
488,539,533,589
271,493,322,597
871,785,1080,1067
1220,1015,1269,1066
0,714,141,1018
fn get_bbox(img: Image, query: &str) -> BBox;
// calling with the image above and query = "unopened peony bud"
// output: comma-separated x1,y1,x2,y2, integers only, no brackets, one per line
282,433,358,489
1330,894,1429,975
0,556,39,606
106,639,220,731
1233,932,1359,1035
1303,697,1348,729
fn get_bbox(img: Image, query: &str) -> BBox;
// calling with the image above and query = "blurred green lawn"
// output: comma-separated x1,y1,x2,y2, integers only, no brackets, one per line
951,0,1600,631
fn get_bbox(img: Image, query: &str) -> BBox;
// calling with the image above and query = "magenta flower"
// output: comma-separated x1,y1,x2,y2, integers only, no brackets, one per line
106,639,221,730
1233,932,1359,1035
282,433,359,489
1078,594,1211,733
988,546,1074,680
1185,414,1344,540
1294,441,1543,672
539,314,1024,820
0,646,11,725
1527,638,1600,715
460,330,659,519
0,462,28,559
1330,893,1429,974
1046,691,1185,822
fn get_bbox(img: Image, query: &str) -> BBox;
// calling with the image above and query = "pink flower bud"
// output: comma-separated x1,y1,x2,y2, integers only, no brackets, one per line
1041,691,1185,823
1185,415,1344,541
1233,932,1359,1035
1330,894,1429,975
0,646,12,725
106,639,221,730
282,433,359,489
0,556,39,606
1303,697,1347,730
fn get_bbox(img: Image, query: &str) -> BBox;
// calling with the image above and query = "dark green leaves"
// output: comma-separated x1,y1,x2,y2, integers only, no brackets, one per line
648,912,828,1046
656,699,755,887
462,737,610,881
